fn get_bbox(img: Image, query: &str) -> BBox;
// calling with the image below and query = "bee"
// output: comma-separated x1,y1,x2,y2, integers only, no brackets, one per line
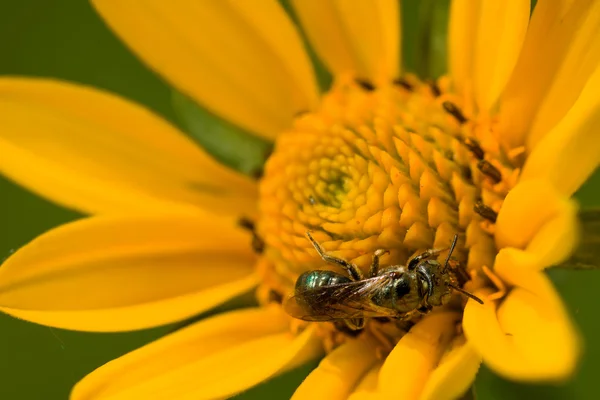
284,232,483,331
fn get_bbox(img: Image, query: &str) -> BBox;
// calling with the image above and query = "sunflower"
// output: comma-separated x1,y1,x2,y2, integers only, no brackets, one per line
0,0,598,399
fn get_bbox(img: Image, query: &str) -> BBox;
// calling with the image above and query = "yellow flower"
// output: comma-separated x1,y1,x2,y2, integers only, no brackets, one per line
0,0,598,399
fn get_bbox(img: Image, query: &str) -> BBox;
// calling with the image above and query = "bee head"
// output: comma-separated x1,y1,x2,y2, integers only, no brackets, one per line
416,260,454,307
418,260,484,306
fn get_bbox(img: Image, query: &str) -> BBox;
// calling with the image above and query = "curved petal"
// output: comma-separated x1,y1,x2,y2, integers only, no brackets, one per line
496,180,579,268
463,264,581,382
93,0,318,139
0,213,258,331
292,0,400,84
378,312,461,398
348,393,384,400
292,338,378,400
0,77,257,216
498,0,600,149
348,364,381,399
448,0,529,112
520,66,600,196
527,2,600,148
448,0,479,105
71,307,323,400
472,0,530,112
419,337,481,400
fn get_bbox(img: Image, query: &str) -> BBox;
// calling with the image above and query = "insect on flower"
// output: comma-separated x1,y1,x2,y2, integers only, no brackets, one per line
0,0,593,397
284,232,483,332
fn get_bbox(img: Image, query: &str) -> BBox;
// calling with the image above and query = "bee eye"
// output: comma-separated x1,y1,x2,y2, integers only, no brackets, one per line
395,278,410,298
417,271,434,298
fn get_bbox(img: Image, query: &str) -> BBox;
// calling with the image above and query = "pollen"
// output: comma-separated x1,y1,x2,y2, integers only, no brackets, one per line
256,75,518,331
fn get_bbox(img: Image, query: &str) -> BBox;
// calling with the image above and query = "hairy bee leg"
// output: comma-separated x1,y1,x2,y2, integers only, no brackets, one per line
417,305,433,315
407,246,449,270
408,235,460,270
449,259,470,285
306,231,364,281
369,249,390,277
481,265,507,301
343,318,365,331
334,320,364,338
398,310,419,321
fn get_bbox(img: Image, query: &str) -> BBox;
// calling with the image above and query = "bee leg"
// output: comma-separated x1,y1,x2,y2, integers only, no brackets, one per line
369,249,390,277
306,231,363,281
334,320,364,336
407,247,448,270
448,259,470,285
408,234,461,270
417,305,433,315
343,318,365,331
393,319,414,333
396,310,419,322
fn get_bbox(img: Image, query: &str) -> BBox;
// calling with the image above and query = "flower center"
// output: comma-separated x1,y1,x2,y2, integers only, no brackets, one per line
255,75,519,347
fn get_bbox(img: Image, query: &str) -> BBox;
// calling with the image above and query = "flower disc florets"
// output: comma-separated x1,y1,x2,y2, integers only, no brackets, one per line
257,75,519,345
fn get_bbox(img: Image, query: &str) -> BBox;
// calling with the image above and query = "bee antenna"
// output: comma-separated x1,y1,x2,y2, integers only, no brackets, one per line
448,283,484,304
442,234,459,273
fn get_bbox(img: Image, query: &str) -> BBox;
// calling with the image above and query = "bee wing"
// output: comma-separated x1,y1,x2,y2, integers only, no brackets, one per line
283,273,401,321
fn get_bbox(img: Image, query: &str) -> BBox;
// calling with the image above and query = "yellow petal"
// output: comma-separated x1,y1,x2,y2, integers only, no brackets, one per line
292,0,400,84
348,393,384,400
0,77,257,215
92,0,318,139
378,312,461,398
527,2,600,147
292,339,378,400
498,0,600,149
463,263,581,382
71,307,323,400
0,213,258,331
472,0,530,112
520,65,600,196
495,180,579,268
448,0,480,106
348,364,382,399
526,208,580,269
419,337,481,400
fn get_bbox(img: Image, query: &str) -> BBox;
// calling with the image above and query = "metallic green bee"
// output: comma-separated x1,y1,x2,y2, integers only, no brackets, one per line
284,232,483,331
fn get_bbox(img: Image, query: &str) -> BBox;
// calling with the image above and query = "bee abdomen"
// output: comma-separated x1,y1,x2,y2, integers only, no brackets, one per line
295,270,352,311
296,270,352,293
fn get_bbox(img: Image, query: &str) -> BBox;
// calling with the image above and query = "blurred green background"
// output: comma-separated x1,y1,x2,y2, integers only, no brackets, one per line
0,0,599,399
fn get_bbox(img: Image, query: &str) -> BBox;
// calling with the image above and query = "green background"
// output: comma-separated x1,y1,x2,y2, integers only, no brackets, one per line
0,0,599,399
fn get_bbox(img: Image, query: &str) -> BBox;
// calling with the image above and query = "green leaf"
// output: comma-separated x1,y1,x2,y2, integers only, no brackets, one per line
419,0,451,79
475,364,576,400
172,91,273,178
401,0,420,74
279,0,333,92
555,208,600,270
459,385,477,400
403,0,450,79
